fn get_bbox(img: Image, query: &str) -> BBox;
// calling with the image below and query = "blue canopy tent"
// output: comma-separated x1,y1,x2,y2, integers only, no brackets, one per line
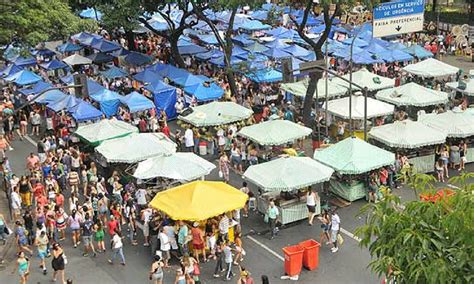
100,66,128,80
119,91,155,113
266,27,292,38
364,42,387,54
195,49,224,61
250,10,268,21
240,20,271,31
90,39,121,53
209,56,243,67
69,101,103,122
70,32,102,45
357,30,373,42
197,34,219,45
89,89,121,117
245,42,269,53
32,49,55,57
19,81,53,96
57,42,83,53
344,51,384,65
146,81,178,120
236,52,268,62
13,56,37,67
332,45,364,58
184,83,224,102
34,90,67,104
60,74,73,84
332,25,350,34
80,7,103,20
156,66,191,81
47,95,80,112
342,37,369,47
265,39,290,49
4,70,42,86
111,48,130,57
132,69,162,84
263,48,291,59
309,24,328,34
232,46,249,57
298,52,316,61
403,45,433,59
84,79,106,95
376,50,414,63
322,40,345,54
295,16,321,26
173,74,205,88
1,64,23,77
149,20,169,32
371,38,391,47
3,45,22,61
246,69,282,83
40,59,68,71
124,52,153,66
178,44,207,55
284,45,311,57
232,34,254,46
387,42,407,51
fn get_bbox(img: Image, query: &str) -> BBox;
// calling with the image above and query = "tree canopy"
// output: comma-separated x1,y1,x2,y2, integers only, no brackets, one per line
356,173,474,283
0,0,97,47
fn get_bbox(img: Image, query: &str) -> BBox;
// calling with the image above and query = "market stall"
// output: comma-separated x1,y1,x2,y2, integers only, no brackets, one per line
369,120,447,173
74,118,138,146
419,110,474,163
280,77,349,100
95,132,176,164
402,58,459,78
314,137,395,202
243,156,334,224
332,68,395,91
445,79,474,97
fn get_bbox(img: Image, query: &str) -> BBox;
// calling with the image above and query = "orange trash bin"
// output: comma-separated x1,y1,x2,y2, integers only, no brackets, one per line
299,239,321,270
282,245,304,276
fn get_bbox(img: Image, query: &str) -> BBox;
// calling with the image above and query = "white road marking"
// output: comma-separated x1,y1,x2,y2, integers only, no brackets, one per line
24,135,36,146
340,228,361,242
447,183,460,189
246,235,285,261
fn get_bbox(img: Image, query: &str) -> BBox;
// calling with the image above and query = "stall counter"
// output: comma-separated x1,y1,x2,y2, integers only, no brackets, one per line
257,195,319,225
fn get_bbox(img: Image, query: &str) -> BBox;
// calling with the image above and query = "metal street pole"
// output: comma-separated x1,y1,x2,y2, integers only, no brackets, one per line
325,40,329,138
348,36,357,137
363,87,368,140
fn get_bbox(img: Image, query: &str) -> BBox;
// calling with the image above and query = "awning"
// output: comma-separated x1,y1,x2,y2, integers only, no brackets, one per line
323,95,394,119
179,102,253,127
238,120,312,146
375,82,449,107
74,118,138,145
403,58,459,77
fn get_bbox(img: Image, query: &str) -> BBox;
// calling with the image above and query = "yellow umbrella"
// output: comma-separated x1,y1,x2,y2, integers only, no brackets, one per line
149,181,248,221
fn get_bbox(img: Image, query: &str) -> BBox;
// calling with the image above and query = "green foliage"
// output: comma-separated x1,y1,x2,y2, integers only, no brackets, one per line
356,173,474,283
97,0,142,32
0,0,97,46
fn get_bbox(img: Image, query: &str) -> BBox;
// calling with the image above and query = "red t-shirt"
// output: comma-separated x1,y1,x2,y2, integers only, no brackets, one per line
139,120,147,132
33,183,45,199
55,194,65,207
108,219,119,235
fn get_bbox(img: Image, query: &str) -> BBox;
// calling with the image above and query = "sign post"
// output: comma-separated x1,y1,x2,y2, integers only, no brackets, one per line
373,0,425,38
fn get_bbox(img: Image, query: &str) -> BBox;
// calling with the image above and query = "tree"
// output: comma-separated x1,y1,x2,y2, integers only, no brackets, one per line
192,0,263,100
356,173,474,283
0,0,97,47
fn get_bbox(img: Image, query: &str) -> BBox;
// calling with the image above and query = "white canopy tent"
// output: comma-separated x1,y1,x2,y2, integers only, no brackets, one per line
369,120,447,149
63,54,92,66
96,133,176,163
375,82,449,107
133,152,215,181
402,58,459,77
445,80,474,96
323,95,395,119
418,110,474,138
280,77,349,99
333,68,395,91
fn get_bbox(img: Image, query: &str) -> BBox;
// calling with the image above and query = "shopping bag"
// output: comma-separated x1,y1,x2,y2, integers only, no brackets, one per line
218,170,223,178
337,233,344,246
264,214,269,223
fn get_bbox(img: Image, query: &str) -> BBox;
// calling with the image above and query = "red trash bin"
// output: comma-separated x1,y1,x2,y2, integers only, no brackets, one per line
299,239,321,270
282,245,304,276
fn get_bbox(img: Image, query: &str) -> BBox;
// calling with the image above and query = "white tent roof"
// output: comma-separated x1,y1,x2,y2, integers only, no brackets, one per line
369,120,447,149
74,119,138,144
63,54,92,66
445,79,474,96
333,68,395,91
402,58,459,77
280,77,349,99
323,95,394,119
418,110,474,138
375,82,449,107
96,133,176,163
133,152,215,181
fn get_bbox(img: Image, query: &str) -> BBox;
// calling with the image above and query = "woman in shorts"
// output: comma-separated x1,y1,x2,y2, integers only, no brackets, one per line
94,221,106,253
319,209,331,245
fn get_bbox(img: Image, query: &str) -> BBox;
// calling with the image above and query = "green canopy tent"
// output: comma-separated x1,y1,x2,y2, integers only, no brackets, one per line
280,77,349,99
74,119,138,146
375,82,449,107
418,110,474,138
332,68,395,91
237,120,312,146
178,101,253,127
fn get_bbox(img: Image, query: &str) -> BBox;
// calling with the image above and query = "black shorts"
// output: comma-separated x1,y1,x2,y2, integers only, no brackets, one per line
307,205,316,213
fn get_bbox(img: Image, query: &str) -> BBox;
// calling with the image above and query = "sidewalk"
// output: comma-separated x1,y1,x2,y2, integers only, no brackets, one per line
0,176,15,267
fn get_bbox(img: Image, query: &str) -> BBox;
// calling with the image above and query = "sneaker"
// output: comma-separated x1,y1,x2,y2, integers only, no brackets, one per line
325,242,331,245
82,253,89,257
108,259,113,264
213,274,220,278
43,269,47,275
331,247,339,253
120,262,126,266
93,253,97,257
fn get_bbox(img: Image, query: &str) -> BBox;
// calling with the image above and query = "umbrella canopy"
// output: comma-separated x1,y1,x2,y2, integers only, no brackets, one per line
63,54,92,66
184,82,224,102
124,52,153,66
96,132,176,163
74,119,138,145
369,120,447,149
418,110,474,138
314,137,395,175
375,82,449,107
403,58,459,78
4,70,42,86
100,66,128,80
57,42,82,53
238,120,312,146
179,101,253,127
445,80,474,96
324,95,394,119
133,152,215,180
281,78,348,99
333,68,395,91
149,181,248,221
39,59,68,71
119,91,155,113
243,157,334,192
87,52,114,64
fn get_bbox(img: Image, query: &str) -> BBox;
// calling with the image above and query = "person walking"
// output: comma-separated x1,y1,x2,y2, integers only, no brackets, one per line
51,243,67,284
266,201,279,240
67,209,81,248
319,209,331,245
0,213,8,245
219,152,230,184
149,255,164,284
158,227,171,268
108,230,126,265
12,251,29,284
93,221,106,253
15,221,33,255
81,213,96,257
330,209,341,253
34,230,49,275
223,240,235,280
306,189,318,226
177,221,189,257
191,222,206,263
213,241,225,278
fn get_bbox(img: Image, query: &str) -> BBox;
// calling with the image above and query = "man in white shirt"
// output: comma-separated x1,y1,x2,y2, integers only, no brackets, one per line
11,187,22,220
158,227,170,267
135,188,147,211
175,99,184,115
108,232,126,265
330,209,341,253
184,127,194,152
218,214,229,241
